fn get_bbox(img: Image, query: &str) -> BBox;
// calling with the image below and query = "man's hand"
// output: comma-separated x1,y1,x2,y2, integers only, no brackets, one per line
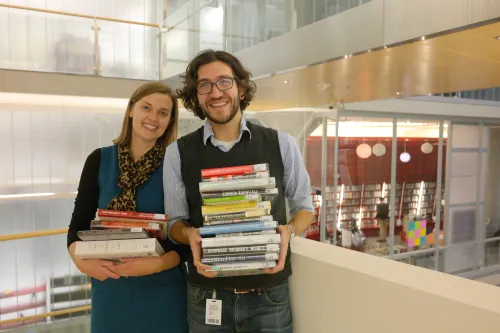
109,255,168,277
265,224,292,274
184,227,218,278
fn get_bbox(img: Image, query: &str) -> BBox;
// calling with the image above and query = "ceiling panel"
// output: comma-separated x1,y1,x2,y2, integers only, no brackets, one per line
248,21,500,111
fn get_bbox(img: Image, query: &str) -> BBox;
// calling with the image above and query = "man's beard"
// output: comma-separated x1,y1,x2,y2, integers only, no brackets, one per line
202,97,240,125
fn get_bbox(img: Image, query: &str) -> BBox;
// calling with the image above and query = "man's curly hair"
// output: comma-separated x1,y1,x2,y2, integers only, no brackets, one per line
176,49,257,120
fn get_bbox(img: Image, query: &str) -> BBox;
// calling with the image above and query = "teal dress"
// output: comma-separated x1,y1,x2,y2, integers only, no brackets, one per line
91,145,188,333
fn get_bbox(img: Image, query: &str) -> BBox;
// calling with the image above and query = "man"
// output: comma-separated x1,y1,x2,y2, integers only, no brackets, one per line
164,49,313,333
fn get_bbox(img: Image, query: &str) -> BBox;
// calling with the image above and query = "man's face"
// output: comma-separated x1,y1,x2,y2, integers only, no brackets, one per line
196,61,242,125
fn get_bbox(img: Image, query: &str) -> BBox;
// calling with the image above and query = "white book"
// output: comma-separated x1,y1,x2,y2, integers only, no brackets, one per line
74,238,164,260
207,260,277,272
201,233,281,248
199,177,276,193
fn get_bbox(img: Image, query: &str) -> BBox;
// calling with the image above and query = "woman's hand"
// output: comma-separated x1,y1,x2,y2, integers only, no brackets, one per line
110,251,180,277
80,259,121,281
69,242,120,281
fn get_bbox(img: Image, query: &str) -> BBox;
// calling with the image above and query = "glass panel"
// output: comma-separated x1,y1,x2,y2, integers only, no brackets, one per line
0,7,95,75
395,119,445,261
0,232,90,330
307,117,395,254
98,20,159,80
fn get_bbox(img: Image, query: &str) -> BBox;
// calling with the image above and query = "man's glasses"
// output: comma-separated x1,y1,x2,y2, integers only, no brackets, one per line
197,77,235,95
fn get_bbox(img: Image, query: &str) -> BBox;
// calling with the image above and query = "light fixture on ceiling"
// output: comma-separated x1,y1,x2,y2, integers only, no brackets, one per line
400,140,411,163
384,46,388,49
421,142,433,154
356,143,372,159
372,142,386,157
421,36,426,41
368,49,371,52
495,36,500,40
344,55,348,59
397,92,403,95
284,80,290,84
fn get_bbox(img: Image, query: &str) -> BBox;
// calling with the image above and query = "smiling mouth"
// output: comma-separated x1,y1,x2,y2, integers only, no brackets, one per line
142,123,158,132
209,101,229,109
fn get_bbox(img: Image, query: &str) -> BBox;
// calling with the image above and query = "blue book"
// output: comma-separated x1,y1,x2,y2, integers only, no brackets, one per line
200,221,278,236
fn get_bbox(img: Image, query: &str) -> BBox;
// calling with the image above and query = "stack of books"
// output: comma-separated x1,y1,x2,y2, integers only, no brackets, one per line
74,209,167,260
198,163,282,277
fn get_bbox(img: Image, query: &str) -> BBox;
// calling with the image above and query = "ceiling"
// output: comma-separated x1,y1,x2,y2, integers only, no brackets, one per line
248,20,500,111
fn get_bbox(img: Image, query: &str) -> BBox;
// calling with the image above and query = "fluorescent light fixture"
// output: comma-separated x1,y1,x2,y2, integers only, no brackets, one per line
382,182,386,199
0,192,55,199
416,181,424,217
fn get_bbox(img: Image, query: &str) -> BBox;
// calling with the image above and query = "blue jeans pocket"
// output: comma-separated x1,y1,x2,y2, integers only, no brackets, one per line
263,282,290,305
187,284,208,304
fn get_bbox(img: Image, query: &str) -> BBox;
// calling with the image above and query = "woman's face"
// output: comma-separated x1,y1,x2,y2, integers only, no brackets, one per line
129,93,173,144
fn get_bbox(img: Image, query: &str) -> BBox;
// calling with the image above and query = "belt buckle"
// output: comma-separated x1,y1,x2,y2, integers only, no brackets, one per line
233,288,253,294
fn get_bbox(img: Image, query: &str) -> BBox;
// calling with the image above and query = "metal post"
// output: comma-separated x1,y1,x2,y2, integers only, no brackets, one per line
333,112,340,245
389,118,397,258
433,120,444,270
91,18,101,76
474,121,484,270
320,116,328,242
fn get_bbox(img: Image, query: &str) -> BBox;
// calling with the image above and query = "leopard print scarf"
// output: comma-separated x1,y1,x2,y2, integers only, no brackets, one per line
106,143,165,212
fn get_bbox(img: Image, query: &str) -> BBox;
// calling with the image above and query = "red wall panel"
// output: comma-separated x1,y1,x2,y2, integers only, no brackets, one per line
306,137,447,187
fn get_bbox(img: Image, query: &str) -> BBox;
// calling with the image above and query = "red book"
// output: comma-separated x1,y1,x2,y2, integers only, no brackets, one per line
96,209,167,221
201,163,269,178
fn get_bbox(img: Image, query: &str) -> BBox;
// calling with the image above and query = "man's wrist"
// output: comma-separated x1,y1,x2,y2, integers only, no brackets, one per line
285,223,296,238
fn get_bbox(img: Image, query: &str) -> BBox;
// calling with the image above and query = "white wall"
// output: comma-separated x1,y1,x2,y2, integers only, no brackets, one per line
290,237,500,333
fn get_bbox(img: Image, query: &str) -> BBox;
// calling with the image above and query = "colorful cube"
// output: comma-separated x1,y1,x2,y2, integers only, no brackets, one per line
407,220,427,247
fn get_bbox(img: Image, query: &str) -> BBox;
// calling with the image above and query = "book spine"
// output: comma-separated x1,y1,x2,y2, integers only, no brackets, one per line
202,201,271,215
203,194,261,205
201,188,278,199
207,260,276,272
201,171,269,182
201,163,269,178
204,208,270,222
203,215,274,226
74,238,165,259
215,230,276,238
214,268,268,277
201,233,281,248
201,252,279,264
202,243,280,255
97,209,167,221
199,177,275,193
199,221,277,236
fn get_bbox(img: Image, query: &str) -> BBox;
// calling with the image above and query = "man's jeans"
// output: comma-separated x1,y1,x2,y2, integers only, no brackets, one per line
187,281,293,333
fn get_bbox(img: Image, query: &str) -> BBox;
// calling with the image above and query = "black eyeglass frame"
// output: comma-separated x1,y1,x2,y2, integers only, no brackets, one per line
196,77,238,95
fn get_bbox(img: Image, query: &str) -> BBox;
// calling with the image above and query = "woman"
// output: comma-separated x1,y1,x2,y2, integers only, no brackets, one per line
67,82,188,333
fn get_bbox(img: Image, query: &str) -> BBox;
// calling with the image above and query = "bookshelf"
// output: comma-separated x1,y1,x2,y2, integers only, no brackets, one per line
310,181,444,234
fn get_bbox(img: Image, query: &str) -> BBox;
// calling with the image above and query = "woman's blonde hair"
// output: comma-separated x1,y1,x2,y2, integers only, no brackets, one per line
114,82,179,148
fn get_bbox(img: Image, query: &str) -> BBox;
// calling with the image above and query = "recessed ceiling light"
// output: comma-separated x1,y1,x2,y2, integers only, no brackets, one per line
421,36,426,41
384,46,388,49
284,80,290,84
344,55,348,59
495,36,500,40
368,49,371,52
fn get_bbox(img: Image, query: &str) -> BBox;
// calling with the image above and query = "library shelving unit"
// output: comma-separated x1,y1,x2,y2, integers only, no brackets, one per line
307,181,445,240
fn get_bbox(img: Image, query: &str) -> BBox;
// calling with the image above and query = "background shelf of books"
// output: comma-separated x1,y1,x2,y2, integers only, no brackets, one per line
307,181,445,242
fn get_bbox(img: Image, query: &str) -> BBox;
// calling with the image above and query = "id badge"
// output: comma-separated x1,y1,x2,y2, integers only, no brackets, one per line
205,289,221,326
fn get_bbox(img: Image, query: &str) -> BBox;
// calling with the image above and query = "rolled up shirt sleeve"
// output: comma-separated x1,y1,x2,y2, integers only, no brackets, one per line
278,132,314,215
163,142,191,242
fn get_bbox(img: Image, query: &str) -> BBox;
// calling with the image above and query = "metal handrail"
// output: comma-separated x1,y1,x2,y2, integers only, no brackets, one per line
0,3,159,28
0,305,91,326
0,228,68,242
